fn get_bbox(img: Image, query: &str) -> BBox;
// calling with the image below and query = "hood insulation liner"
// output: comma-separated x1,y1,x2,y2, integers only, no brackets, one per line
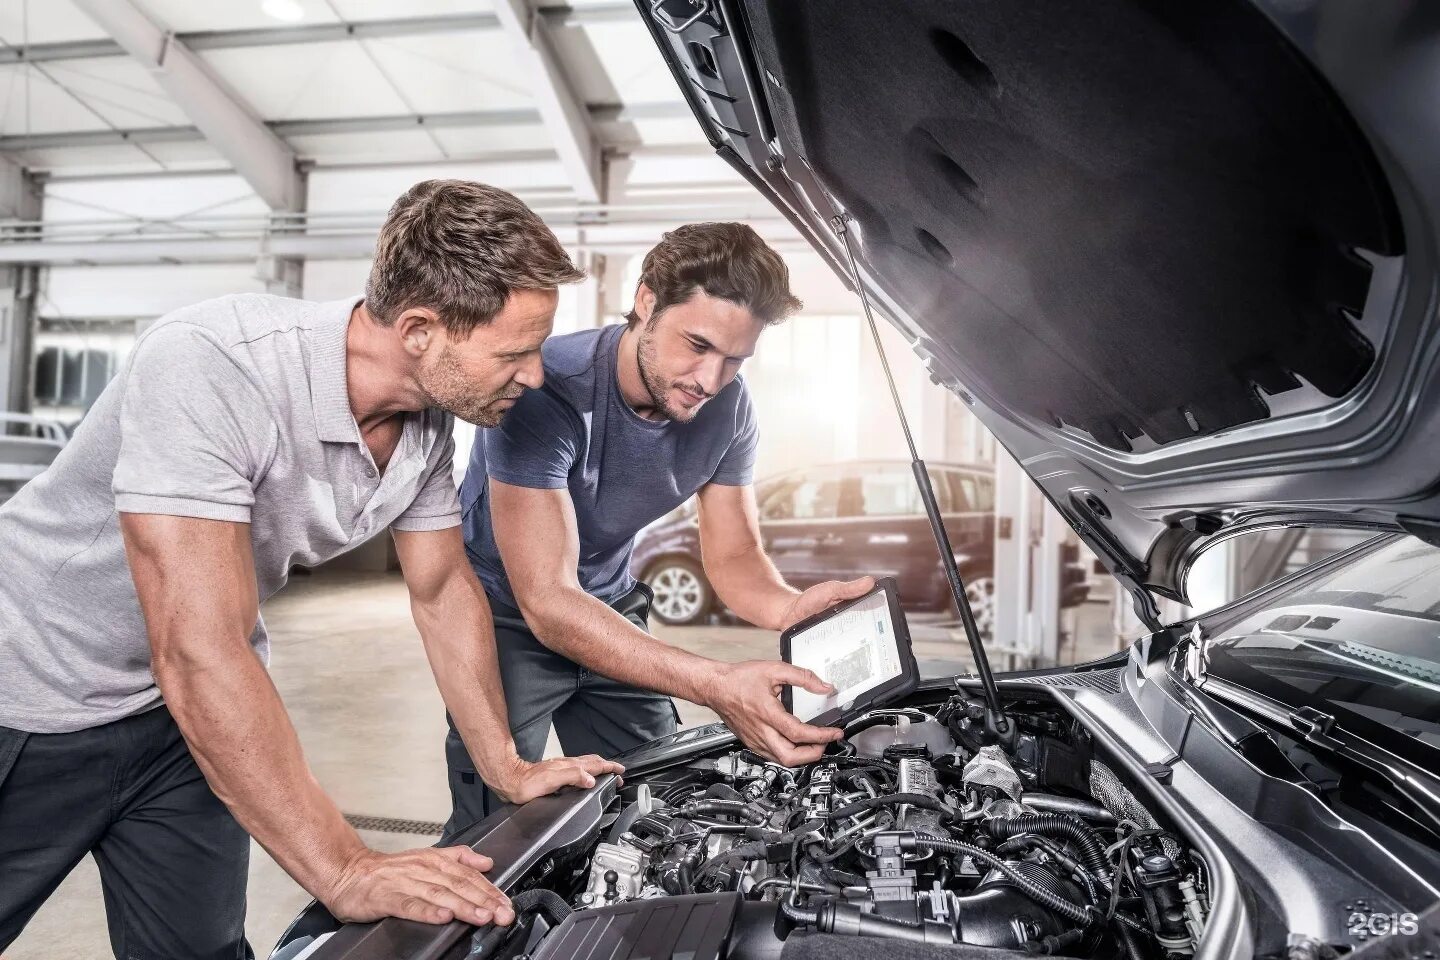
742,0,1404,451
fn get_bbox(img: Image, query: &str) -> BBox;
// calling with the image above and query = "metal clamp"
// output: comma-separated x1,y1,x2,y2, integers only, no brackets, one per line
650,0,709,34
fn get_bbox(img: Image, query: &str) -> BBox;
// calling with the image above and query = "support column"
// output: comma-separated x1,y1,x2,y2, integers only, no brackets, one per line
598,153,636,325
992,449,1032,670
256,169,308,299
0,163,41,414
991,449,1065,668
1033,498,1064,666
917,368,948,460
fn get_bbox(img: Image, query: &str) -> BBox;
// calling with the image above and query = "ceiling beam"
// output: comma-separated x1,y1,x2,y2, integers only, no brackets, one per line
0,212,799,266
491,0,602,202
0,5,636,65
70,0,302,211
0,103,691,153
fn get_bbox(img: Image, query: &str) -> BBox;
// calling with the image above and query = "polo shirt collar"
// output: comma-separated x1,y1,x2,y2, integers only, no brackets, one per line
311,296,363,444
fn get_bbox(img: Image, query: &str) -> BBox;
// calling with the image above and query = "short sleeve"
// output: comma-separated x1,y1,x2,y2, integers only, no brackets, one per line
113,324,276,523
482,387,581,490
394,417,462,532
709,385,758,486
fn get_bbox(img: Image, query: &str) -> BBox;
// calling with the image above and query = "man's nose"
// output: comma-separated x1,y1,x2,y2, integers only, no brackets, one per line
696,355,728,395
515,354,544,390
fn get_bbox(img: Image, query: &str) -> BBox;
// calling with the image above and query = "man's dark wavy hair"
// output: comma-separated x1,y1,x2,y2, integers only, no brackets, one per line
627,222,802,327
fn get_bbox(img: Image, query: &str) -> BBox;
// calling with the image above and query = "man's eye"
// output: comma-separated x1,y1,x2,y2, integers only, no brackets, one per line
689,342,706,354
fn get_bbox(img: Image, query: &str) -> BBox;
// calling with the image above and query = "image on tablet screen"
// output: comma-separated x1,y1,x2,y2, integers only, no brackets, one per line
788,589,902,722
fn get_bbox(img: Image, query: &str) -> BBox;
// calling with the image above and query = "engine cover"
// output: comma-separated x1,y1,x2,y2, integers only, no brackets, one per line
532,894,740,960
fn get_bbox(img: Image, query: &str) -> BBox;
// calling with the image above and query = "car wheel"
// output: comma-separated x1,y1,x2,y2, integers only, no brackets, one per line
964,576,997,640
645,558,713,626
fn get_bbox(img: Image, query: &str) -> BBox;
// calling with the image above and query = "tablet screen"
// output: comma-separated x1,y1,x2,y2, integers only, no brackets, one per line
787,588,904,722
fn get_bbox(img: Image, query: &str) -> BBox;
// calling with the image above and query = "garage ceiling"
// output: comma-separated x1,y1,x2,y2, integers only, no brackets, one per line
0,0,702,182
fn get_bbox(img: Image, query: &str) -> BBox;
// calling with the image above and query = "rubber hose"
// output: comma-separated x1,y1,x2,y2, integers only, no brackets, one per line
904,836,1092,926
985,814,1110,880
1115,919,1151,960
706,783,746,802
820,864,865,888
693,840,767,883
467,888,571,960
781,900,821,925
681,800,767,823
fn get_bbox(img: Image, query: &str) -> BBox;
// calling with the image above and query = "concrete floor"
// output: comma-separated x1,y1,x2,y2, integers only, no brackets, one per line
7,570,1116,960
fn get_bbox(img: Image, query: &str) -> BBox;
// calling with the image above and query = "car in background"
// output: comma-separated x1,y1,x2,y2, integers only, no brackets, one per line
0,413,66,506
632,459,1000,626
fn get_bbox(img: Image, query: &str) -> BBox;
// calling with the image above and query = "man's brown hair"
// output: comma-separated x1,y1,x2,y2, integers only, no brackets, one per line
366,179,584,337
628,222,802,327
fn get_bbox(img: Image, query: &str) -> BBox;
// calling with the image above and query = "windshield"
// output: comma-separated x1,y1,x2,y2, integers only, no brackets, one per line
1201,535,1440,764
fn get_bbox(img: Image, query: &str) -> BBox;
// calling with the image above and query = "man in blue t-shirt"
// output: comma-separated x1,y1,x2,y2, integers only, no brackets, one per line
446,223,873,834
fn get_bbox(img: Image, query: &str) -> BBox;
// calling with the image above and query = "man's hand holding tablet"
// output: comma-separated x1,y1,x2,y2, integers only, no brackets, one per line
780,577,921,727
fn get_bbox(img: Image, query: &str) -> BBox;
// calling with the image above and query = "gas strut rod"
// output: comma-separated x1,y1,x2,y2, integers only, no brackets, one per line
830,214,1011,741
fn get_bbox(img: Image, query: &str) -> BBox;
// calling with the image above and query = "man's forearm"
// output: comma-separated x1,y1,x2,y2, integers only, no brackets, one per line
154,640,364,900
704,544,799,631
519,587,723,705
410,571,527,785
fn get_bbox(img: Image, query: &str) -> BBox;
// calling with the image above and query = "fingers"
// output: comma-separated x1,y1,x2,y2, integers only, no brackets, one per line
809,576,875,610
411,848,513,926
442,845,494,874
432,860,514,926
575,755,626,777
766,701,844,746
509,755,624,803
762,728,829,768
772,661,834,696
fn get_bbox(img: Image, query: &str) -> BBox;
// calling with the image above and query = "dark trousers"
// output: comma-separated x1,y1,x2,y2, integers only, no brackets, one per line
442,585,678,841
0,705,252,960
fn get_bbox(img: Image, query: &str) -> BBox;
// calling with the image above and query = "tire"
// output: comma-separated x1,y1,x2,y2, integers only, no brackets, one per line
644,557,714,626
963,576,997,641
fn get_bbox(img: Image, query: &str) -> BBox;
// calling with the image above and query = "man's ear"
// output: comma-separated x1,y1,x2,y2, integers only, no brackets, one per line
633,283,656,325
395,307,442,357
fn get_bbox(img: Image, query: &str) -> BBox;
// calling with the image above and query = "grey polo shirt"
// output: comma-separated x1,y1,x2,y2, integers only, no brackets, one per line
0,294,461,734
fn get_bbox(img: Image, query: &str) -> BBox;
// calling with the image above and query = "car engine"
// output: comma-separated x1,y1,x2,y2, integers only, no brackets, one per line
472,697,1210,960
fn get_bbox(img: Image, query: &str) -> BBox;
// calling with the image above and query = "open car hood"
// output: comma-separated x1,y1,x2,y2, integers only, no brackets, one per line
637,0,1440,614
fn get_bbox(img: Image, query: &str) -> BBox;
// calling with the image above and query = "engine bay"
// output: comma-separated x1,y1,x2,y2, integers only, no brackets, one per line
473,694,1210,960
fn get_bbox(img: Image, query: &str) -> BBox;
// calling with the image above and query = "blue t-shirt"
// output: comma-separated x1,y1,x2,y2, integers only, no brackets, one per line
462,323,758,608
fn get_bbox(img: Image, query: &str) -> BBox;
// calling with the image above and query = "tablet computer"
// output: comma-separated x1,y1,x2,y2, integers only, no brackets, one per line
780,577,920,726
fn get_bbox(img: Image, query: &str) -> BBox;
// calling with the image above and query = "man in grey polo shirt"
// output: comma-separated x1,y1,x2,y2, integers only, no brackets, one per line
0,179,619,959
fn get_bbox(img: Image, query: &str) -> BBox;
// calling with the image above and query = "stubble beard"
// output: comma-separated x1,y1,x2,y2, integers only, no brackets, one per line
636,321,704,423
419,343,522,427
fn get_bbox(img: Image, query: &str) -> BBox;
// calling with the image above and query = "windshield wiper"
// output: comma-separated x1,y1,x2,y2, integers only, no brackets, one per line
1189,669,1440,844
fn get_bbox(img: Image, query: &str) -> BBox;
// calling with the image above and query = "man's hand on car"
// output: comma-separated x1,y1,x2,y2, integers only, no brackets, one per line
779,576,876,631
323,845,515,926
489,754,626,804
707,660,844,766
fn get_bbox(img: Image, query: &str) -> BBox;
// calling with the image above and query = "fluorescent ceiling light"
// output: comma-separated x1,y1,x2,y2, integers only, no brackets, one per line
261,0,306,22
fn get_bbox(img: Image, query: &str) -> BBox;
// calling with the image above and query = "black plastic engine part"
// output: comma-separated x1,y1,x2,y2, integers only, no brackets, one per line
882,743,932,763
1134,852,1189,944
530,893,741,960
815,900,954,945
781,933,1031,960
290,775,618,960
946,861,1086,948
726,901,786,960
1015,730,1094,795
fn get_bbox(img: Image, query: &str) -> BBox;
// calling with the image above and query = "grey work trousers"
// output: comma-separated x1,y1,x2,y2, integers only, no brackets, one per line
442,584,678,841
